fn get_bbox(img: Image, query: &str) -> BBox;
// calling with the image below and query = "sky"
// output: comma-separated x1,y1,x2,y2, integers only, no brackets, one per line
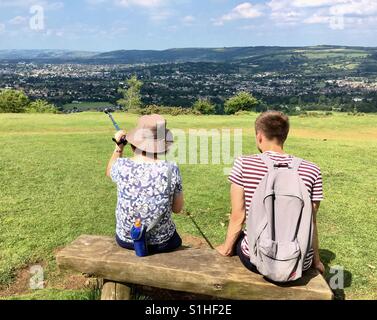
0,0,377,51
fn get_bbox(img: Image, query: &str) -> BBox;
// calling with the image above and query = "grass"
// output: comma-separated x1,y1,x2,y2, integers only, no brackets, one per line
0,112,376,300
2,289,100,300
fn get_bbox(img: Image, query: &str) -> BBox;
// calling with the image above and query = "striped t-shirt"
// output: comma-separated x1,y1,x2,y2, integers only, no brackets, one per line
229,151,324,271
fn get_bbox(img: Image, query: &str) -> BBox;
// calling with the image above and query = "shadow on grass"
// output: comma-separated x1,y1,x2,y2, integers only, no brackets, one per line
320,249,352,300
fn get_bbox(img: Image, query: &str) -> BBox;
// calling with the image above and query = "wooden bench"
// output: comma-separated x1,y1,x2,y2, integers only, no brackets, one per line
56,235,334,300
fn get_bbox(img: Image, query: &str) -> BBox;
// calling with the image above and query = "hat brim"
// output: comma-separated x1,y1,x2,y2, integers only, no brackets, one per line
126,128,173,154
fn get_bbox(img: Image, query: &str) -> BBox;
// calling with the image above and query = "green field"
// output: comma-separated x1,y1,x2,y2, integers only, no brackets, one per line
62,102,114,111
0,112,376,300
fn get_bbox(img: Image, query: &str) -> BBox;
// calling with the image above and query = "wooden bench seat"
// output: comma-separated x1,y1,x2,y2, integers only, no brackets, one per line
56,235,334,300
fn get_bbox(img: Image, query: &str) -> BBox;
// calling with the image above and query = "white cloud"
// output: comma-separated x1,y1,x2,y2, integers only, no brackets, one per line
292,0,348,8
268,0,304,24
329,0,377,16
271,10,302,24
0,23,5,33
268,0,377,30
182,15,195,24
214,2,263,26
267,0,291,11
304,14,331,24
273,0,377,16
304,13,368,30
9,16,28,25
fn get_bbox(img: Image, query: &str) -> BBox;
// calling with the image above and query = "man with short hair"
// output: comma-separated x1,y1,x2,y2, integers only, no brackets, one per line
216,111,325,274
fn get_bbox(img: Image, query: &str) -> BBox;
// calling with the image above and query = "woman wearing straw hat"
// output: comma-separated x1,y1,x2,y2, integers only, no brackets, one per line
106,114,184,254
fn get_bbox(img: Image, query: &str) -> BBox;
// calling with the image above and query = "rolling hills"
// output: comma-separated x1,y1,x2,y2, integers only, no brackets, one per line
1,45,376,66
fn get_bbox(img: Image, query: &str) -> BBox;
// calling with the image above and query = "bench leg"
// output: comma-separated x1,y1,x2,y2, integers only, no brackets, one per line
101,281,131,300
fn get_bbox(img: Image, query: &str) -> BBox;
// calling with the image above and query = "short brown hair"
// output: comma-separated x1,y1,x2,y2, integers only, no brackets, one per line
255,111,290,144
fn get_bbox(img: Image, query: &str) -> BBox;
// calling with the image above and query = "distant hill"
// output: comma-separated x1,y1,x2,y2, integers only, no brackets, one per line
0,49,97,61
91,47,289,63
1,45,376,64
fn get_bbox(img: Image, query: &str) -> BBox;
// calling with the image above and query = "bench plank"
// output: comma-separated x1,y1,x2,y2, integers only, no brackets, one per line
56,235,333,300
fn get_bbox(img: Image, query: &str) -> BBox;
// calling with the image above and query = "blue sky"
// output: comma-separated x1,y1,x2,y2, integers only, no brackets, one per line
0,0,376,51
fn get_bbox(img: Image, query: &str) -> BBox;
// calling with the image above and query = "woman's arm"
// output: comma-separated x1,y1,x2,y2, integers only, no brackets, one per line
106,130,126,178
216,183,246,256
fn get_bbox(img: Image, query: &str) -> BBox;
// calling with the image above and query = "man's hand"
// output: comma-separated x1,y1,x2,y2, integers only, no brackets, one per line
114,130,127,149
313,260,325,274
216,184,246,258
216,243,234,257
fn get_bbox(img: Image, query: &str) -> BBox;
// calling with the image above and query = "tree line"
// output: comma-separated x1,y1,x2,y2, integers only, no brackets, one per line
0,89,58,113
116,75,377,115
2,75,376,115
117,75,261,115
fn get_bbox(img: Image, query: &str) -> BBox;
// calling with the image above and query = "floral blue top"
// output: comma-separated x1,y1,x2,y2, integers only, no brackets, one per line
111,158,183,245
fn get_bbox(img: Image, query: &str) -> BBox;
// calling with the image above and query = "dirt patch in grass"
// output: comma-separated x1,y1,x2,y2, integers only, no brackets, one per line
181,234,211,249
0,267,31,297
0,262,47,298
55,273,90,291
0,263,93,299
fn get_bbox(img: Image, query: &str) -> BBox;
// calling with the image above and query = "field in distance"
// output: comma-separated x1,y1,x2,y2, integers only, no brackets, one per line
62,102,114,112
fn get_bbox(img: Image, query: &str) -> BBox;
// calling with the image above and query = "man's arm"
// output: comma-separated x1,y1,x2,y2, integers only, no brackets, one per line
216,183,246,257
106,130,126,178
312,201,325,274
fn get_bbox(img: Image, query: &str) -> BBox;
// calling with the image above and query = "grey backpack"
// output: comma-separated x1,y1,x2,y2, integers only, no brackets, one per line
246,154,313,282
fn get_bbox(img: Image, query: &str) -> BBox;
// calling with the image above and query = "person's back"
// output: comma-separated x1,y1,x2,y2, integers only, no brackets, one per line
106,114,184,254
217,111,325,277
111,158,182,246
230,152,322,275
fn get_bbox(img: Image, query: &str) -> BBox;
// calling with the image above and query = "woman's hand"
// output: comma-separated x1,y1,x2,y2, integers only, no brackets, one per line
114,130,127,149
216,243,234,257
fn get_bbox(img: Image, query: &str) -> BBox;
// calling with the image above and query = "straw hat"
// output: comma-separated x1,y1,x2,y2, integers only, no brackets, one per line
126,114,173,154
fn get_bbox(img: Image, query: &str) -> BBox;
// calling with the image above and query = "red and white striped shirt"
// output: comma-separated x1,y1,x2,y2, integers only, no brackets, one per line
229,151,324,271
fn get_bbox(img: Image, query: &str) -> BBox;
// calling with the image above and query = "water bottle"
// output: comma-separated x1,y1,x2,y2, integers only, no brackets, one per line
130,218,148,257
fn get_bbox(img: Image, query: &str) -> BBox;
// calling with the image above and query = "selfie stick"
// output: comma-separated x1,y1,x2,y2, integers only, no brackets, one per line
186,212,214,249
104,108,121,131
104,108,127,146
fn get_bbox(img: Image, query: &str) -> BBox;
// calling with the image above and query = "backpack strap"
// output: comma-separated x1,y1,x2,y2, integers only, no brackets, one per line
260,153,303,172
290,157,303,171
259,153,275,171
